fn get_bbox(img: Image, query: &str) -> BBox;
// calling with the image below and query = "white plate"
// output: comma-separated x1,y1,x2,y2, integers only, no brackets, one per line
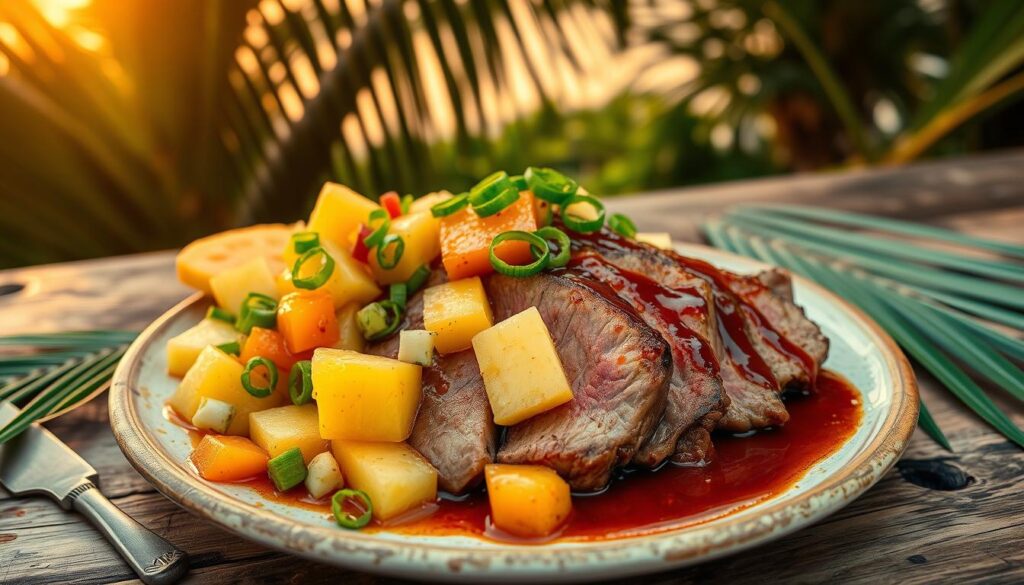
109,244,918,582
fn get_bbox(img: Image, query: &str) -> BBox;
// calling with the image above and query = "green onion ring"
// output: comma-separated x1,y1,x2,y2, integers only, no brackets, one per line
400,194,414,214
406,264,431,294
608,213,637,238
489,230,550,277
288,360,313,405
509,174,528,191
360,300,404,341
292,246,336,290
430,192,469,218
469,171,513,206
242,356,278,398
291,231,320,254
363,209,391,248
206,306,236,325
525,167,578,205
375,235,405,270
472,184,519,218
215,340,241,356
390,283,408,309
560,194,606,233
332,488,373,529
236,292,278,334
535,226,571,268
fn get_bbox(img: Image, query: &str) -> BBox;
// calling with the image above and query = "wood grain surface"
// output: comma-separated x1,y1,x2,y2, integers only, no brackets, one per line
1,150,1022,584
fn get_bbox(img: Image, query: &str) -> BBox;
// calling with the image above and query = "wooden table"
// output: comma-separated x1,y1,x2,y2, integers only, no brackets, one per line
1,151,1022,584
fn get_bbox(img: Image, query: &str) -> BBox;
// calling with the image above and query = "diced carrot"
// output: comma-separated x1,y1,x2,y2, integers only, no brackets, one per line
240,327,299,373
277,291,340,354
440,191,538,280
190,435,269,482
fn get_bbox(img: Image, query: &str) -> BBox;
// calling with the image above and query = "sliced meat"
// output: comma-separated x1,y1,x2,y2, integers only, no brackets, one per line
485,272,671,492
672,410,720,465
565,252,724,468
746,268,829,376
366,271,496,494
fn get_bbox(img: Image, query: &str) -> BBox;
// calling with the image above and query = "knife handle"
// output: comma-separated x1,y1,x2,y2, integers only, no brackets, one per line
70,482,188,585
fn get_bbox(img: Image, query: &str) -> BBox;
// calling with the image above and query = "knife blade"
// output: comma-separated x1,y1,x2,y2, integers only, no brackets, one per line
0,402,188,584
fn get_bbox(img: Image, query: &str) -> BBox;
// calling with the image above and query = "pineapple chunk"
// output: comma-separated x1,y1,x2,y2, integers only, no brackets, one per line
368,211,442,284
635,232,673,250
191,397,236,434
485,464,571,538
311,349,422,442
422,277,493,354
305,451,344,499
278,240,381,309
407,191,452,214
307,183,381,250
397,330,436,366
471,307,573,425
176,224,292,294
166,318,243,377
209,257,279,314
333,303,365,353
332,441,438,521
249,404,330,463
169,345,286,435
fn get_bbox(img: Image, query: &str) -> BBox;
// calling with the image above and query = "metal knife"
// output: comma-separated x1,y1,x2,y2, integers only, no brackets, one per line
0,402,188,584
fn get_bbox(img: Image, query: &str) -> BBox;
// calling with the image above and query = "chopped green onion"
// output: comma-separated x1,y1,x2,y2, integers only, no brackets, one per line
509,174,528,191
236,293,278,334
406,264,431,294
376,235,404,270
400,194,414,214
216,341,241,356
608,213,637,238
472,184,519,218
560,194,606,233
267,447,307,492
430,193,469,218
291,231,321,254
363,209,391,248
469,171,513,206
241,356,278,398
207,306,236,325
292,246,336,290
525,167,578,204
390,283,408,309
489,230,550,277
357,301,404,341
535,226,571,268
332,488,373,529
289,360,313,405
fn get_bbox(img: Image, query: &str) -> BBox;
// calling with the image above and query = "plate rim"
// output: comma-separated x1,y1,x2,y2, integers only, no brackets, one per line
109,243,919,582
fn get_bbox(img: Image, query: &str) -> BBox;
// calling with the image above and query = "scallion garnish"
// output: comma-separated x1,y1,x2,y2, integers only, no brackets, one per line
509,174,528,191
524,166,578,205
400,193,414,214
291,231,320,254
489,230,550,277
406,264,430,294
356,301,403,341
560,194,606,233
469,171,513,206
608,213,637,238
288,360,313,405
332,488,373,529
241,356,278,398
535,226,571,268
376,234,404,270
472,184,519,218
430,192,469,218
292,246,336,290
216,341,241,356
390,283,408,309
363,209,391,248
206,306,236,325
236,293,278,334
267,447,307,492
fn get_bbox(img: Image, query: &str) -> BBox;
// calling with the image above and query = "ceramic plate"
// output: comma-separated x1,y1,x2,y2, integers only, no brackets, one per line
109,243,918,582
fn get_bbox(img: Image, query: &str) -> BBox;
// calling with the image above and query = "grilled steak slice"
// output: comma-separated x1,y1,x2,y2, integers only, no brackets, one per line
747,268,829,374
366,271,496,494
485,272,671,491
672,410,720,465
566,252,724,468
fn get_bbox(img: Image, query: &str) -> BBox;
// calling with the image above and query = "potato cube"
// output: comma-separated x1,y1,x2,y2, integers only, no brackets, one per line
397,330,436,366
485,464,571,538
307,182,381,250
471,307,573,425
368,211,442,284
635,232,673,250
422,277,493,354
332,441,437,521
166,318,243,377
279,240,381,309
191,397,236,434
305,451,344,499
249,404,330,463
210,257,279,314
169,345,286,435
312,349,422,441
407,191,452,215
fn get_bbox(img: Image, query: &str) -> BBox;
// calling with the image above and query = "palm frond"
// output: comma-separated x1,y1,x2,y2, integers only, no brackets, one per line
706,207,1024,450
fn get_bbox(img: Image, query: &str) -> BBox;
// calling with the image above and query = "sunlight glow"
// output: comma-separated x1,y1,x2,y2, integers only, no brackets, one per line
30,0,91,28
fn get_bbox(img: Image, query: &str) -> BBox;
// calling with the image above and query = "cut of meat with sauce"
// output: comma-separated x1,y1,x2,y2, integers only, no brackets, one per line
563,252,725,468
484,272,672,492
366,270,497,494
746,268,829,380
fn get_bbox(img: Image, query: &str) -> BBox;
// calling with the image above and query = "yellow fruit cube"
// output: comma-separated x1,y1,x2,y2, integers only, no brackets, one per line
635,232,673,250
422,277,493,354
471,307,573,425
407,191,452,215
332,303,365,353
307,182,381,250
168,346,286,435
166,318,243,377
278,240,380,309
311,349,422,441
176,224,292,294
210,257,280,314
332,441,438,521
368,211,442,284
485,464,571,538
249,404,330,463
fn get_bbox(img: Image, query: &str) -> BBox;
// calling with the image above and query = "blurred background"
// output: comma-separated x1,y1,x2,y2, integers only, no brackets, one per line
1,0,1022,269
